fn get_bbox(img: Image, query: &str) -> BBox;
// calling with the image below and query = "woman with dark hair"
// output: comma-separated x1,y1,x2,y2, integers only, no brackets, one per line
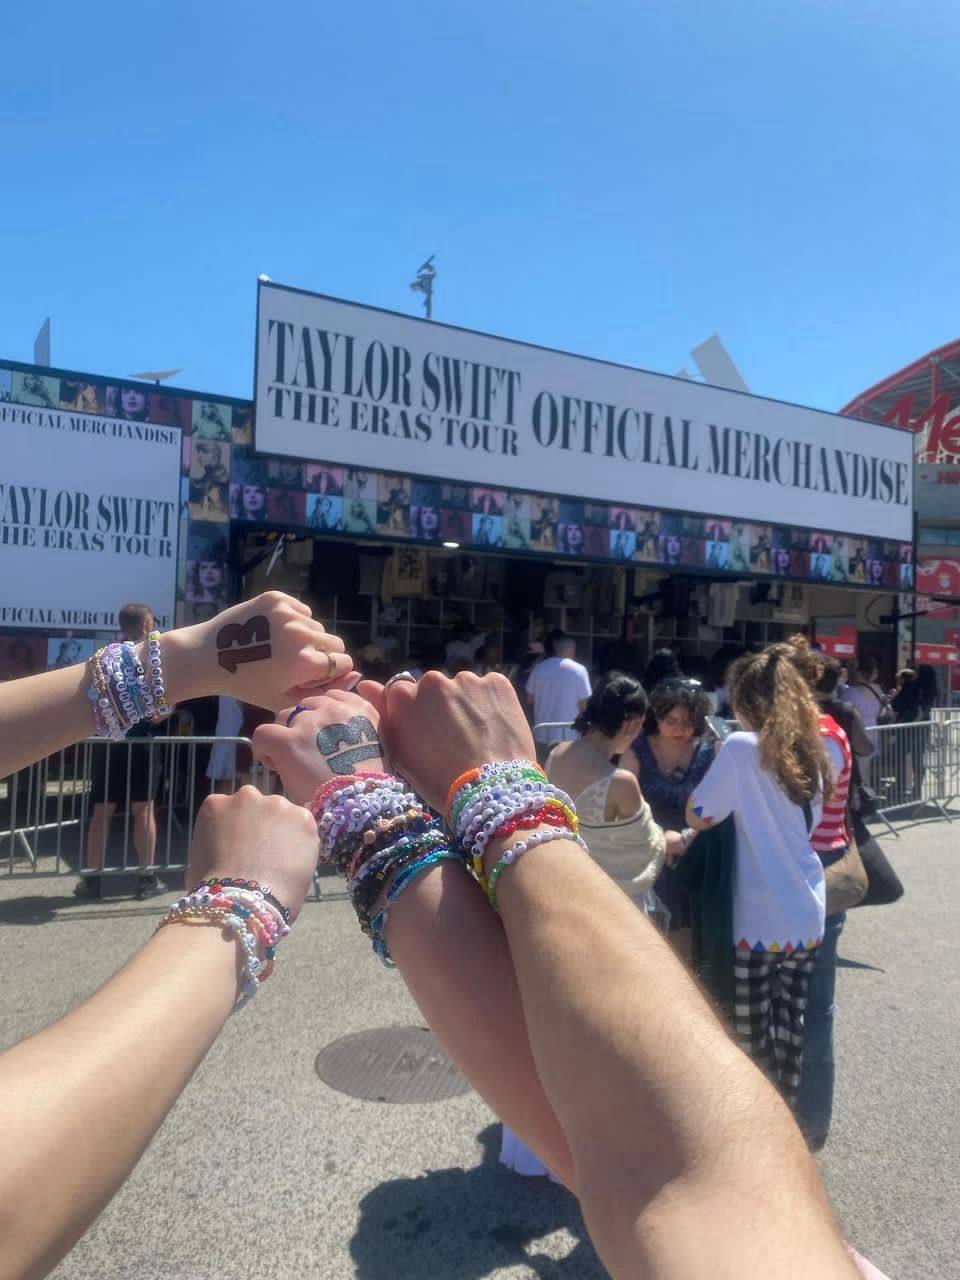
188,560,226,605
621,678,715,960
643,648,681,691
559,523,584,555
106,385,148,422
411,505,441,542
500,671,676,1177
549,672,675,898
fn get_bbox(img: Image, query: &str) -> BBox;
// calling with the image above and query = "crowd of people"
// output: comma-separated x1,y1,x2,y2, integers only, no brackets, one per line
0,592,912,1278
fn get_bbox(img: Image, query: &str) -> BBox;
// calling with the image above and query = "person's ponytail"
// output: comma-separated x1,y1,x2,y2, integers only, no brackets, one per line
729,649,833,806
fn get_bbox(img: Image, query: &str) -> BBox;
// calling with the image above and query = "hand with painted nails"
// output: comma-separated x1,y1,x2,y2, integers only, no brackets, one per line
251,689,387,804
161,591,354,712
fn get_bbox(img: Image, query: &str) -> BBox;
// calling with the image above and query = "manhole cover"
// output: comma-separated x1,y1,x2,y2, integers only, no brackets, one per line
315,1025,470,1103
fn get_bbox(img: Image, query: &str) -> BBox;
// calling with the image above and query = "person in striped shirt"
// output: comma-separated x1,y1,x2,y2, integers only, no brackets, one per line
785,639,873,1149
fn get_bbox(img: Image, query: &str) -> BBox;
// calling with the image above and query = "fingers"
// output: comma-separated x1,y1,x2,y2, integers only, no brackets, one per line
314,631,345,654
298,649,354,686
383,673,419,722
251,722,286,769
333,671,363,692
249,589,312,618
289,619,345,654
357,680,386,714
274,686,378,726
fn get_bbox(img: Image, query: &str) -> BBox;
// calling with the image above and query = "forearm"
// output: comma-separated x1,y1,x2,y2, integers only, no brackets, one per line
0,629,205,779
0,924,239,1280
490,835,854,1278
382,860,575,1187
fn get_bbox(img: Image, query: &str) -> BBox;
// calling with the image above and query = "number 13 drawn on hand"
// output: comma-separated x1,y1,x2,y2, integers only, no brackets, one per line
216,616,272,674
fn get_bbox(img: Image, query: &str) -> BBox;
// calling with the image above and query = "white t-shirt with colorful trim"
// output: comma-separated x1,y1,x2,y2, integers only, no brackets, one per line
690,731,826,953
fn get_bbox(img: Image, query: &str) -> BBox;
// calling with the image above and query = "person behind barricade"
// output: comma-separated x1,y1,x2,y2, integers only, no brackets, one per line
621,677,714,963
523,629,592,765
684,648,831,1110
77,603,173,901
841,656,891,730
891,664,938,802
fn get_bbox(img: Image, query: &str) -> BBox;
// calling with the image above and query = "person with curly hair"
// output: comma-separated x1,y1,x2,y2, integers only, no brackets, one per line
621,677,715,959
685,647,831,1108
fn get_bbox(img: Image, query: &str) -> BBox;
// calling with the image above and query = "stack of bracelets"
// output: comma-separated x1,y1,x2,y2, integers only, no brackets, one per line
156,878,292,1010
308,761,586,964
445,760,585,909
87,630,171,739
309,774,461,965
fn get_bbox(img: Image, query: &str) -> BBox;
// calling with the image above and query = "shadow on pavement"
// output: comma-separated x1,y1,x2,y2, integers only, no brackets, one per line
836,957,885,972
0,894,172,926
0,894,88,925
350,1124,604,1278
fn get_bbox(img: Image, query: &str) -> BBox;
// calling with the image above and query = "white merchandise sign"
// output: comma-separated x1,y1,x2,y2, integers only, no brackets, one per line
255,283,914,541
0,403,181,631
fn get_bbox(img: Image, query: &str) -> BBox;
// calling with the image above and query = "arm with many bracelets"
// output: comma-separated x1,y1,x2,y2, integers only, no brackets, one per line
255,673,859,1280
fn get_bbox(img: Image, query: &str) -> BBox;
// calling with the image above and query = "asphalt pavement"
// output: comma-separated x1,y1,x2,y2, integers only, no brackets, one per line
0,813,956,1279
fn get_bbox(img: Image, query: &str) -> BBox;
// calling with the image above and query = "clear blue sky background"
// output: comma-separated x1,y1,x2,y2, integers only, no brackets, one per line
2,0,955,411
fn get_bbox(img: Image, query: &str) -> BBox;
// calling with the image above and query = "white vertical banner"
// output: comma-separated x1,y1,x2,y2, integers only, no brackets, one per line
0,403,181,630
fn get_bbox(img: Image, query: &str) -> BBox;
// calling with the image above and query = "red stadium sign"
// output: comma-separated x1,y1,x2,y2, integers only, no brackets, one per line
917,559,960,598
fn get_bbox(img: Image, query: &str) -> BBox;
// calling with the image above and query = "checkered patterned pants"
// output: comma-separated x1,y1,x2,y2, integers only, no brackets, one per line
733,945,819,1109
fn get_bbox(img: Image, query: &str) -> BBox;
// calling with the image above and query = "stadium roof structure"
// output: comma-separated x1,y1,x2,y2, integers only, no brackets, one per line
840,338,960,465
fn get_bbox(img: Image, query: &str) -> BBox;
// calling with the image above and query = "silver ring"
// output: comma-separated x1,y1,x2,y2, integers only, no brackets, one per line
385,671,417,687
285,704,310,727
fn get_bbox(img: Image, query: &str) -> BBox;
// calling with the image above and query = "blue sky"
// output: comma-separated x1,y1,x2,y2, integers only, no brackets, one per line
2,0,955,411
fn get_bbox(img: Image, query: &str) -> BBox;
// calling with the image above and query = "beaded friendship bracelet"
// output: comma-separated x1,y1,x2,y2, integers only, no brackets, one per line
447,761,581,892
156,882,293,1009
445,761,584,902
86,634,171,740
485,828,587,911
310,773,462,964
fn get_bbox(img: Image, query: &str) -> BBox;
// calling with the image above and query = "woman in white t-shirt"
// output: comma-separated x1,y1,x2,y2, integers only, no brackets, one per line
685,646,832,1108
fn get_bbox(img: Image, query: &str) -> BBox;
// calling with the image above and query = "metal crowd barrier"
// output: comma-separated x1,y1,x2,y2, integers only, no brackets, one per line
534,716,960,836
1,737,268,880
865,717,960,833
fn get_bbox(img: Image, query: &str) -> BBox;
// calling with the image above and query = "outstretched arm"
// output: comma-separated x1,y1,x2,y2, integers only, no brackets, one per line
252,691,575,1186
0,591,351,779
0,789,319,1280
379,673,856,1280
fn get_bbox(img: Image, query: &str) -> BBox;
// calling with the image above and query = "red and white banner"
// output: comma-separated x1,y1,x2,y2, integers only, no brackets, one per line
915,642,960,665
817,624,857,659
916,559,960,599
